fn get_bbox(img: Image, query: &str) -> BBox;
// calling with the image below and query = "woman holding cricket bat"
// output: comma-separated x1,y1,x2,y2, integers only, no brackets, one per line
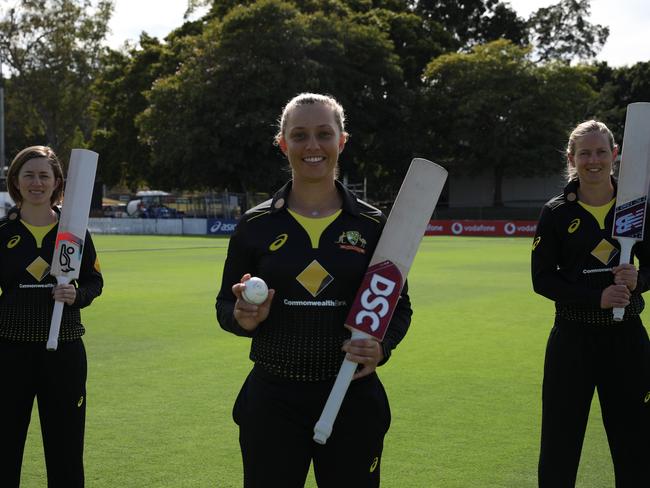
216,93,412,487
0,146,103,487
532,120,650,487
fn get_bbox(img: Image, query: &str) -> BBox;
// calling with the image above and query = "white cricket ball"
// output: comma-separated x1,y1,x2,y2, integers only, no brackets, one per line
242,277,269,305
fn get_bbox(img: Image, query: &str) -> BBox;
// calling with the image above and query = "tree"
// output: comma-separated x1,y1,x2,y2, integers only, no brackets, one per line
2,76,46,160
138,0,412,197
423,39,597,206
412,0,527,47
527,0,609,64
0,0,113,158
592,61,650,142
90,33,191,188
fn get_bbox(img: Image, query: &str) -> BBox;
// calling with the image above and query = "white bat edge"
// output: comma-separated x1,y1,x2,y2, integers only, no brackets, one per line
612,236,636,321
46,276,72,351
313,329,370,444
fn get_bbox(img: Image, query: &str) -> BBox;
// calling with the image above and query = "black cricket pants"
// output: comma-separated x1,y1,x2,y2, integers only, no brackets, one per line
0,338,87,488
233,365,391,488
538,318,650,488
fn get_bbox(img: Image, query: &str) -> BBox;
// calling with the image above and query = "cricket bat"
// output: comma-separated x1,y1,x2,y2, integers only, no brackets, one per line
612,102,650,321
313,158,447,444
46,149,99,351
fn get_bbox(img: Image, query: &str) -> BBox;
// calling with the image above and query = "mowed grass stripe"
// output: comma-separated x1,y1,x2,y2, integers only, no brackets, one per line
21,235,641,487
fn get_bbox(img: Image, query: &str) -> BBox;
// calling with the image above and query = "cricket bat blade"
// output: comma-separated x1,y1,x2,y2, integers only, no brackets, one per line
47,149,98,351
313,158,447,444
612,103,650,321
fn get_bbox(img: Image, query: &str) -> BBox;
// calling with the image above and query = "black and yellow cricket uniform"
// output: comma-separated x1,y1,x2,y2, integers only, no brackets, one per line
216,180,412,488
0,207,103,488
532,179,650,487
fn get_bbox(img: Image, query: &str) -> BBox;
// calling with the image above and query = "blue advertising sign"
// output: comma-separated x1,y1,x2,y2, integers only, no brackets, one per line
207,218,238,235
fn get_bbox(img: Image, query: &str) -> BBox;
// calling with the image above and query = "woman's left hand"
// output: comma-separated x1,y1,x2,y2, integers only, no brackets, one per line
342,338,384,380
53,283,76,305
612,263,638,291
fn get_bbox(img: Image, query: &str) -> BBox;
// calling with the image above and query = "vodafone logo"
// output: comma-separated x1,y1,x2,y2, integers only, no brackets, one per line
504,222,516,235
451,222,463,235
355,274,397,331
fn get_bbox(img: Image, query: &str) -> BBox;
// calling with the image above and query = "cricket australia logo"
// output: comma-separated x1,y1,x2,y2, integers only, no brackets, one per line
336,230,367,254
614,197,646,239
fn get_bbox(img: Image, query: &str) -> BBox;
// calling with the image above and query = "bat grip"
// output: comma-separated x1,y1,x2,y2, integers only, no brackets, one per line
46,277,70,351
613,237,635,322
313,329,369,445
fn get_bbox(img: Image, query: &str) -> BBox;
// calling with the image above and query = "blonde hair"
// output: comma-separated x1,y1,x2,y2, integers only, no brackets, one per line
274,92,348,144
566,120,616,181
7,146,64,205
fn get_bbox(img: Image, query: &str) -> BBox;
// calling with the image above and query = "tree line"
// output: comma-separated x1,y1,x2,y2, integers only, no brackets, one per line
1,0,649,205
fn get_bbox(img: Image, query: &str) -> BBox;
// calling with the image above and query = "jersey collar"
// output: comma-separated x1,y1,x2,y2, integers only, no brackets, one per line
563,176,618,202
269,180,361,216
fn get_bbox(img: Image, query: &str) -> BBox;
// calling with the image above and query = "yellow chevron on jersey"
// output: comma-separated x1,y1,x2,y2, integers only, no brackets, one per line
288,209,341,249
21,220,57,249
578,199,615,230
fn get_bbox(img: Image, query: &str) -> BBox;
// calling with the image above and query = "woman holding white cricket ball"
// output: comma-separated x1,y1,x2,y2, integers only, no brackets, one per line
216,93,412,488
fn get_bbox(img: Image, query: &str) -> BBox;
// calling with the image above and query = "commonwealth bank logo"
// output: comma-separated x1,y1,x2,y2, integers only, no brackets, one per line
591,239,618,265
27,257,51,282
296,260,333,297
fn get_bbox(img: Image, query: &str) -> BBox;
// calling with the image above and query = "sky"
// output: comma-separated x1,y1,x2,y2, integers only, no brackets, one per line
107,0,650,67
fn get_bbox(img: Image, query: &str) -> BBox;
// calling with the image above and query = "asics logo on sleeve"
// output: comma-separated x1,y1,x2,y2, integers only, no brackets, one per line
532,236,541,250
568,219,580,233
269,233,288,251
7,235,21,248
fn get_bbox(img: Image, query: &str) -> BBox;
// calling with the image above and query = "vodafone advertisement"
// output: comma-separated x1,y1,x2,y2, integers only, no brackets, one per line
426,220,537,237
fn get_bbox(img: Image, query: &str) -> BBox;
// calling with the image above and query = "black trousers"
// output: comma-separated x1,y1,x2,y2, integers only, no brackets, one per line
233,366,391,488
538,318,650,488
0,338,87,488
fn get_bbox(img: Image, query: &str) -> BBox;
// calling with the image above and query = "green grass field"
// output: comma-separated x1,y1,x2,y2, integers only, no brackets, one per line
19,235,640,487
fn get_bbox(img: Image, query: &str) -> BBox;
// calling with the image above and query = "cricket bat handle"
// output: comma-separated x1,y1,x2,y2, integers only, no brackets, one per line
313,329,369,445
613,237,635,322
46,276,71,351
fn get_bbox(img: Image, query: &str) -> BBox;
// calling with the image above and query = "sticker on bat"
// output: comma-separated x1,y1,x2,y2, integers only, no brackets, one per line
55,232,85,273
614,196,646,239
345,260,403,340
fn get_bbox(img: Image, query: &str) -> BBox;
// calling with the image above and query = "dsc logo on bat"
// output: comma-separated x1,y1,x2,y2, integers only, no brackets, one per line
346,260,403,340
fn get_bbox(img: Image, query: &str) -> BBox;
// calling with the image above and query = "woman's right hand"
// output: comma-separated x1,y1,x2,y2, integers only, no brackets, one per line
232,274,275,331
600,284,630,309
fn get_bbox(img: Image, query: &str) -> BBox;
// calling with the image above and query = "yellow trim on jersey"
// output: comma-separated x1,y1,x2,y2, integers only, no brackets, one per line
578,198,615,230
288,209,342,249
360,212,381,224
21,220,56,249
246,210,270,222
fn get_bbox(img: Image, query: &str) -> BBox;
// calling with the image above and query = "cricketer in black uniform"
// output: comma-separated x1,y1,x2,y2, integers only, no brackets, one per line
0,206,103,487
532,179,650,487
216,180,412,488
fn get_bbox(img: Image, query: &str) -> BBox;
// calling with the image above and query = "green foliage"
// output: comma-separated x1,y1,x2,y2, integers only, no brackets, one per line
527,0,609,64
2,0,642,196
423,39,597,205
90,33,190,187
0,0,113,158
592,61,650,142
137,0,416,195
